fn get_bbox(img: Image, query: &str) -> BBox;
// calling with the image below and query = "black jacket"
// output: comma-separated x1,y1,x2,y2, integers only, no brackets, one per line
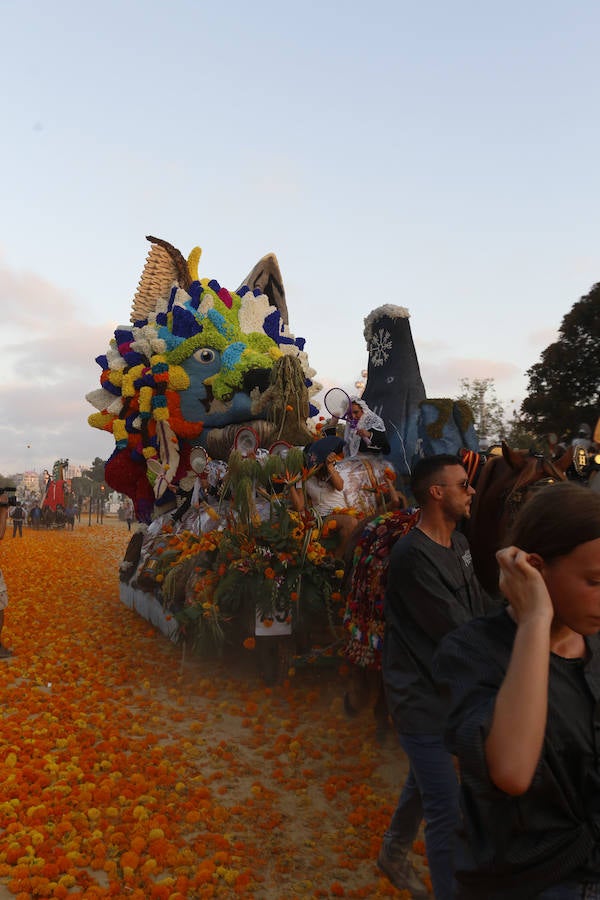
382,527,497,734
434,610,600,898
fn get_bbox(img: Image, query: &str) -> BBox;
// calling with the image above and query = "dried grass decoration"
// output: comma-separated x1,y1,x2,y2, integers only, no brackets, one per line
251,356,314,446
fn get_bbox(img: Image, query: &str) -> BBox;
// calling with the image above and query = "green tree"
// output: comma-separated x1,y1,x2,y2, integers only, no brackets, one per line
504,408,542,451
71,475,95,499
82,457,107,483
456,378,507,443
521,283,600,438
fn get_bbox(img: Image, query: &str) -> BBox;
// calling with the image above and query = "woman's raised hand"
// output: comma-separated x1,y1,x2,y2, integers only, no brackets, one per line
496,546,553,625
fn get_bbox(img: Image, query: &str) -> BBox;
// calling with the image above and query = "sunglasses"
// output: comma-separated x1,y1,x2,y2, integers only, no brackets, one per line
435,478,471,491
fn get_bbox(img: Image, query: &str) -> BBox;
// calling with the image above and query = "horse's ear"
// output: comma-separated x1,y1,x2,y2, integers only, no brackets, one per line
501,440,527,471
554,444,574,473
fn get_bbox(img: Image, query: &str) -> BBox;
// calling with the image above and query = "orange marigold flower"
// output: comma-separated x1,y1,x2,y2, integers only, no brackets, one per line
120,850,140,870
243,637,256,650
130,835,146,854
264,567,276,579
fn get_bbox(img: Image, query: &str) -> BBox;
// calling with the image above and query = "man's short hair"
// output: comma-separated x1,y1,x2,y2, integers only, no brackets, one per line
411,454,463,506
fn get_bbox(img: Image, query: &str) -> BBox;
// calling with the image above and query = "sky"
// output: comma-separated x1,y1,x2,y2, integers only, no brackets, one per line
1,0,599,476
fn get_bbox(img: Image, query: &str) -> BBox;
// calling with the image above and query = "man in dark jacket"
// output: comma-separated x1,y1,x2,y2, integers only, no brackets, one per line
378,454,499,899
10,501,24,538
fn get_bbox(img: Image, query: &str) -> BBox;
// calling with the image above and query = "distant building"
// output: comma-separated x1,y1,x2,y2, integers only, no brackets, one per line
65,462,84,479
21,471,39,494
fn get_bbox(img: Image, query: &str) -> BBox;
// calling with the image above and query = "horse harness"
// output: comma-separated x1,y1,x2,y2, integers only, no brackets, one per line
503,454,565,522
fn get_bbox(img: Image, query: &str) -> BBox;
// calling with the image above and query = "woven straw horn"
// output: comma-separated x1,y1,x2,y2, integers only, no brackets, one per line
130,236,193,323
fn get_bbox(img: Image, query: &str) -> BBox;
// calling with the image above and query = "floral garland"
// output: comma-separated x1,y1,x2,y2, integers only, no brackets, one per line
343,508,420,669
139,501,345,655
188,504,343,650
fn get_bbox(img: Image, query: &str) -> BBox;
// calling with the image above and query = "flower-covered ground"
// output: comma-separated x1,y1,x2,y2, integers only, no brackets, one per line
0,521,429,899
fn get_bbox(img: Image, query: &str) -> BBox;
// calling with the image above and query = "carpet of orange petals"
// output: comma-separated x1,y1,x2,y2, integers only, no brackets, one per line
0,521,430,899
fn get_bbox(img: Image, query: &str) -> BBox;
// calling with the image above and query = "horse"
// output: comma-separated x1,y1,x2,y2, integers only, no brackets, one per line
465,442,573,596
340,442,573,738
40,506,55,529
40,505,68,529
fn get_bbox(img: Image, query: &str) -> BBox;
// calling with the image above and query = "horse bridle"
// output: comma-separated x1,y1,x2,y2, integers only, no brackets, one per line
503,454,564,522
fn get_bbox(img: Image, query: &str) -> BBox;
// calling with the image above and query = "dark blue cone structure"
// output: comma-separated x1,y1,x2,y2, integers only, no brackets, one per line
360,305,480,478
360,305,427,477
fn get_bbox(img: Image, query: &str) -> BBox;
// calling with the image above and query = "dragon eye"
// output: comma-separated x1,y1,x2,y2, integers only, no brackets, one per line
195,348,216,365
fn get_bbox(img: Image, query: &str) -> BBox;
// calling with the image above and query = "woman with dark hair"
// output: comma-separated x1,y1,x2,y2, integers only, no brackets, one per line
288,435,362,563
434,482,600,899
290,436,347,517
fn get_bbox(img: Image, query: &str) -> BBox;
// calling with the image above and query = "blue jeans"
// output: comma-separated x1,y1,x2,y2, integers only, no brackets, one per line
538,884,600,899
385,732,459,900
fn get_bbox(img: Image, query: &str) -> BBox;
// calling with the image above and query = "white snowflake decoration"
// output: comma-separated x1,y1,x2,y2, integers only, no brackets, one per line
369,328,393,367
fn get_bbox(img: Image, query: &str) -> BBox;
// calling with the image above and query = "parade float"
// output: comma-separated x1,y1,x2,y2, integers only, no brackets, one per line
40,459,75,528
87,236,479,680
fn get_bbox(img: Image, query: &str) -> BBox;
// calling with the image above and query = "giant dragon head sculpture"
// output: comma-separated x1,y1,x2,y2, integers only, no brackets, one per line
87,236,319,522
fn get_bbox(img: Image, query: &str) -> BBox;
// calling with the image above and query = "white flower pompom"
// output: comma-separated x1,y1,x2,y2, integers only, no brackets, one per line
239,293,275,334
198,292,215,316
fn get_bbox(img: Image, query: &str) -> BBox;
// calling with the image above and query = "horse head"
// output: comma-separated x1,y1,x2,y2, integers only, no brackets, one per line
467,441,572,596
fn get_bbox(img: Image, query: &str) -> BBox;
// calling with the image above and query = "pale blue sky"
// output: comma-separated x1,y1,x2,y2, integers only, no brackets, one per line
1,0,599,473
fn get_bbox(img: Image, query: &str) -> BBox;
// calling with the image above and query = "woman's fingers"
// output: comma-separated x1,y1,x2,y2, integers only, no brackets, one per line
497,546,553,621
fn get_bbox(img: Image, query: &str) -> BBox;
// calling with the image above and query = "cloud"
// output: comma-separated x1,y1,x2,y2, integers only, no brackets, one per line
414,336,451,353
4,325,109,386
527,326,558,348
419,356,523,399
0,259,116,476
0,258,74,337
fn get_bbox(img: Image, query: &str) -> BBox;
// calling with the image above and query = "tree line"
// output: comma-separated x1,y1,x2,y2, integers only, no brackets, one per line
458,281,599,449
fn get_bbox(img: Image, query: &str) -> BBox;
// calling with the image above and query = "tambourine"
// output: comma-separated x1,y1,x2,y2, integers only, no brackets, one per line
189,446,209,474
324,387,352,420
268,440,292,458
233,426,259,458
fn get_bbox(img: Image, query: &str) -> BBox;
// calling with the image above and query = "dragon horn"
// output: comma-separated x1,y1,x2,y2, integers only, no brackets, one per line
237,253,289,325
130,236,193,323
187,246,202,282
